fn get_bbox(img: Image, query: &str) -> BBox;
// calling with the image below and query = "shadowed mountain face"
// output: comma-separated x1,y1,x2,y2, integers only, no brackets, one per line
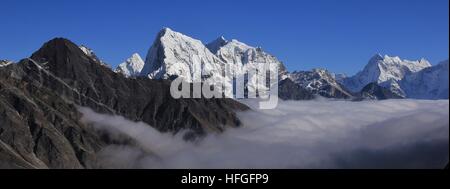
356,82,404,100
278,78,315,100
289,69,354,99
0,38,249,168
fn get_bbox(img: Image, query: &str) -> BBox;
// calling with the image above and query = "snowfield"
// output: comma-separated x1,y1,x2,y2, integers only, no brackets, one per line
80,99,449,169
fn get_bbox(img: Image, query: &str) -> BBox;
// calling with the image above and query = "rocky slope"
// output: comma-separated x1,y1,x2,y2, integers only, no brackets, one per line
115,53,145,78
0,59,104,169
79,45,110,68
278,78,315,100
289,69,353,99
356,82,404,100
0,38,249,168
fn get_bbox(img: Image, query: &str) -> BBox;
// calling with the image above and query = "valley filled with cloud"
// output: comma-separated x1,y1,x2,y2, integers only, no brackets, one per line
80,99,449,169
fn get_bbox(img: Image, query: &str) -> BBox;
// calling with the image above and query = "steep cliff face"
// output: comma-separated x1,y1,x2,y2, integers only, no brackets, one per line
0,60,104,169
0,38,249,168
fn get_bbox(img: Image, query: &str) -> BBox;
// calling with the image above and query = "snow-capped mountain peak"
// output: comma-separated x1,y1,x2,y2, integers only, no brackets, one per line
141,27,225,83
139,28,288,97
342,54,432,97
213,38,287,73
401,59,449,99
206,36,228,54
368,53,384,63
115,53,145,78
0,60,13,67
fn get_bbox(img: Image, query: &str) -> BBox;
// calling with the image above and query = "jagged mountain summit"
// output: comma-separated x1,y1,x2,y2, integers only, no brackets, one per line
0,60,13,67
139,28,233,94
401,60,449,99
209,36,289,95
341,54,432,97
79,45,110,68
0,38,249,168
206,36,228,54
135,28,448,100
115,53,145,78
140,27,287,96
209,36,288,77
289,69,353,99
141,27,225,81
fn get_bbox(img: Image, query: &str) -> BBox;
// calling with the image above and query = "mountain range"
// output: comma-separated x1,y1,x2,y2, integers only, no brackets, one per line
0,28,448,168
113,28,449,100
340,54,447,99
0,38,248,168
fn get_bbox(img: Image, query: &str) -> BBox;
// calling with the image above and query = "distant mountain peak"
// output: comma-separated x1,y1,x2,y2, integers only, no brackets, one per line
115,53,145,78
342,54,432,96
140,27,288,97
401,59,449,99
213,35,227,43
157,27,195,41
158,27,175,36
289,69,353,99
369,53,384,62
141,27,222,81
206,36,229,54
30,38,83,63
0,60,13,67
227,39,252,49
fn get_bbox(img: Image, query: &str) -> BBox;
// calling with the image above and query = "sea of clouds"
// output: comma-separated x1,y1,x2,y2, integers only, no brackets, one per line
79,99,449,169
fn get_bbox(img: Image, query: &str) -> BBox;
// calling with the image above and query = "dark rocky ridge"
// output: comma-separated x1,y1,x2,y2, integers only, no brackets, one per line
356,82,404,100
0,63,104,168
0,38,249,168
290,69,354,99
30,38,249,134
278,78,315,100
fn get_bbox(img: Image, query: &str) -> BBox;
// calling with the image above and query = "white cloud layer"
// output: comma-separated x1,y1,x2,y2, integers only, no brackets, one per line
79,99,449,169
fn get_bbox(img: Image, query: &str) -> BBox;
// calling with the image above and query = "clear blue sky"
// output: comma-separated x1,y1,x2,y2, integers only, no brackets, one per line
0,0,448,75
